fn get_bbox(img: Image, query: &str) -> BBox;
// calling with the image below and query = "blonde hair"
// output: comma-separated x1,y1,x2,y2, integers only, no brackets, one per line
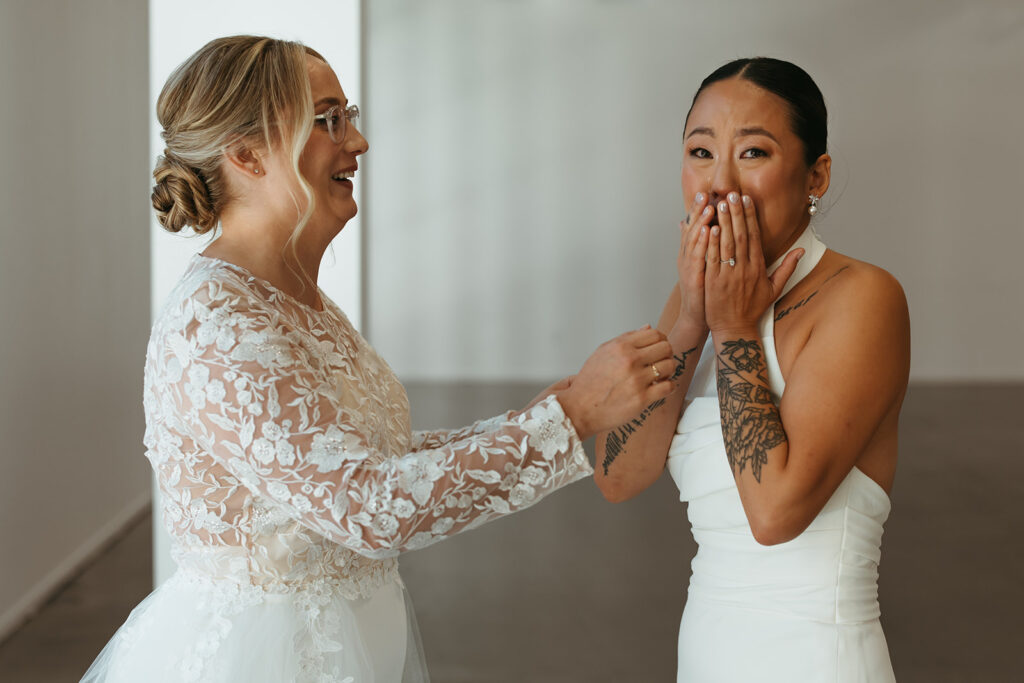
152,35,324,243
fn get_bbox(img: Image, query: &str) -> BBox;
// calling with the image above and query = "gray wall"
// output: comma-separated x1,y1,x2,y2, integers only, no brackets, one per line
0,0,151,638
366,0,1024,383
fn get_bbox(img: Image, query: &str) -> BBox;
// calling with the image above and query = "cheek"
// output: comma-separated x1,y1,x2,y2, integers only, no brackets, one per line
680,166,704,209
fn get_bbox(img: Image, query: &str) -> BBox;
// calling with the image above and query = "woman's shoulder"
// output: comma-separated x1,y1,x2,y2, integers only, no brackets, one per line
811,251,910,342
822,252,906,311
153,256,281,335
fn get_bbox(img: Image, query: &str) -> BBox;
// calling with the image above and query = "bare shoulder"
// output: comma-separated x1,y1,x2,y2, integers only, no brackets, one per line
821,253,908,325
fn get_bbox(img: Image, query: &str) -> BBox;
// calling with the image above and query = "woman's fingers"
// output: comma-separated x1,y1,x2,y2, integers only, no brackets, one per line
727,192,748,263
620,325,664,348
681,202,712,257
742,194,763,263
690,221,710,268
643,374,677,403
716,200,735,264
637,339,673,366
768,248,805,298
706,225,721,275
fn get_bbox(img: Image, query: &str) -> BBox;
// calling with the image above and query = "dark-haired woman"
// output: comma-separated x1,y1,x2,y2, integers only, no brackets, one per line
595,58,908,682
81,35,677,682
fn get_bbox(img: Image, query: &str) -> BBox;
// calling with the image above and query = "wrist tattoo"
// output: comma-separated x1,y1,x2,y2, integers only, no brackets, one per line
601,346,698,475
716,339,786,483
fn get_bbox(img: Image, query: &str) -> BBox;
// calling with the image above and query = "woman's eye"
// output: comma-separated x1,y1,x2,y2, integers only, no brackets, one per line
689,147,712,159
740,148,768,159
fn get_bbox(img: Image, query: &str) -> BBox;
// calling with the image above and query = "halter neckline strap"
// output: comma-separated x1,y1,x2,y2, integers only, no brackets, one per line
767,227,827,302
760,227,828,338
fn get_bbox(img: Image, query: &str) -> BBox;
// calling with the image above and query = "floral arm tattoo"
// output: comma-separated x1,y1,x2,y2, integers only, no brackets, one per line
716,339,787,483
601,346,698,475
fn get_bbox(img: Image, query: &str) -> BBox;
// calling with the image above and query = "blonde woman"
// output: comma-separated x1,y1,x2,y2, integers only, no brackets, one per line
82,36,675,682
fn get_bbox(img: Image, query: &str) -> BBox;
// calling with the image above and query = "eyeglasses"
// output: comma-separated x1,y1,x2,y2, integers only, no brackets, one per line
313,104,360,143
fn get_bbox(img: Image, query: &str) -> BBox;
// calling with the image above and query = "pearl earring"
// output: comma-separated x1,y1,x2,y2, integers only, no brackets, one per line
808,194,820,216
253,168,261,175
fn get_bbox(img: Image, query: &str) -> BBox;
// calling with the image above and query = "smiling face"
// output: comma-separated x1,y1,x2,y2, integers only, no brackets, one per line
297,55,368,233
682,76,829,263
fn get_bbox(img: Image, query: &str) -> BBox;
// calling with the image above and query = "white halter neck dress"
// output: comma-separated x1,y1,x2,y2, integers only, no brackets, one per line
667,228,896,682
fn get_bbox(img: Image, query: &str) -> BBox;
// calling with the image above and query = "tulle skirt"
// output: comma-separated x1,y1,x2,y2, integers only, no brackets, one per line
81,568,429,682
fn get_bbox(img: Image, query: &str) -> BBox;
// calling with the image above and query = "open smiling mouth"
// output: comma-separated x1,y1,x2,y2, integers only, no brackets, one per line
331,170,354,186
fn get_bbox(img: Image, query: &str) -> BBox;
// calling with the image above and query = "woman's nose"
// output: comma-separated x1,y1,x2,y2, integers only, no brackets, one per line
345,124,369,156
709,159,738,203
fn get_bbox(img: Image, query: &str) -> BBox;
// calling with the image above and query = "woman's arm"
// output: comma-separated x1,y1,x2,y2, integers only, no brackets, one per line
165,283,674,558
594,287,705,502
411,376,574,452
594,199,715,502
706,194,910,545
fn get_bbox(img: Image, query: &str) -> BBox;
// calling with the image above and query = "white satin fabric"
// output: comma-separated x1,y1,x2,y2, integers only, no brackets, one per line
668,229,896,682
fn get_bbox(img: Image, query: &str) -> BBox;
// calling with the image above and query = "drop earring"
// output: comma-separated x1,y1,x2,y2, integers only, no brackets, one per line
808,194,820,216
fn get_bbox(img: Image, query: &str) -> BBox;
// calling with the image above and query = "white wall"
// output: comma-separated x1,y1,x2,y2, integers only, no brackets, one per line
366,0,1024,383
0,0,151,640
149,0,363,585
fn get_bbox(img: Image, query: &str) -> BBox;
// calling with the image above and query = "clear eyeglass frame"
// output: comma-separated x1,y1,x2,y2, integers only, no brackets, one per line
313,104,360,143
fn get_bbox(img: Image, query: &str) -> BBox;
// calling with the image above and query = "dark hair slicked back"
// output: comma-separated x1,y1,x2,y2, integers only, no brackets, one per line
686,57,827,167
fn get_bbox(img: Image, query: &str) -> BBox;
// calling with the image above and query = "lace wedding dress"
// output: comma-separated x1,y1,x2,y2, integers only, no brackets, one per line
668,228,896,682
82,254,592,682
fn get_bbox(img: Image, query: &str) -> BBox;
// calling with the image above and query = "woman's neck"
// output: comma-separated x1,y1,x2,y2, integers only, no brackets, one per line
205,207,332,310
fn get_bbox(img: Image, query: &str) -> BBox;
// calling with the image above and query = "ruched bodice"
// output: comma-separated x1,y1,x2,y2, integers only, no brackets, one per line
667,228,896,682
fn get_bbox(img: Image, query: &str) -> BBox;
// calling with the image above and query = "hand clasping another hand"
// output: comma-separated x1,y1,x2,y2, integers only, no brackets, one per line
554,326,675,440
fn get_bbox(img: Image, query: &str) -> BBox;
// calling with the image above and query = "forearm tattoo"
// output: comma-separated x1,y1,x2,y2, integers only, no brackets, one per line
716,339,787,483
601,346,698,475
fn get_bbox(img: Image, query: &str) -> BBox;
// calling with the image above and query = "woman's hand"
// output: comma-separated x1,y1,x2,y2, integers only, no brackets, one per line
556,326,675,440
676,193,714,330
525,375,575,410
705,192,803,334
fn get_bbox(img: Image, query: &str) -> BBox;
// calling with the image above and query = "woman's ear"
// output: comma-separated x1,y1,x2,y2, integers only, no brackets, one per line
223,142,263,177
808,153,832,199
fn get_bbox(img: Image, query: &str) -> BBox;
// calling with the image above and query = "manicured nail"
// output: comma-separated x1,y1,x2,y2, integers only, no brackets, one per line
742,195,752,207
728,192,739,204
703,205,713,216
695,192,705,203
701,225,707,234
711,226,720,236
718,201,728,213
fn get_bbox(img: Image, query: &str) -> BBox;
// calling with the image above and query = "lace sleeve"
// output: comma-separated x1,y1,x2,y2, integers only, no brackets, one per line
159,283,591,559
411,415,514,451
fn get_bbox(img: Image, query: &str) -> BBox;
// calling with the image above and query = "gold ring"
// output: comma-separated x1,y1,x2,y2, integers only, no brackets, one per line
652,364,661,380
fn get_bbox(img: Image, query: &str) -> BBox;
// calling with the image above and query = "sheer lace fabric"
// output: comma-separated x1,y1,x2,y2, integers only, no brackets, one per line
83,255,591,682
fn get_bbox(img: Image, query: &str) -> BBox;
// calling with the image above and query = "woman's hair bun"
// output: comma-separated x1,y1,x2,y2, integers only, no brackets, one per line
151,151,218,234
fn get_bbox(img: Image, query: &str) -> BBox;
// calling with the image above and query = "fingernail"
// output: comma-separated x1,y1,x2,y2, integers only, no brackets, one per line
742,195,752,207
695,192,705,203
718,201,728,213
711,226,720,236
701,225,707,234
728,192,739,204
703,206,713,216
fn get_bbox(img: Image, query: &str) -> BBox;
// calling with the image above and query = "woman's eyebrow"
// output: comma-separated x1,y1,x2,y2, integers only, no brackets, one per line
314,96,343,107
737,127,779,142
685,127,714,139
